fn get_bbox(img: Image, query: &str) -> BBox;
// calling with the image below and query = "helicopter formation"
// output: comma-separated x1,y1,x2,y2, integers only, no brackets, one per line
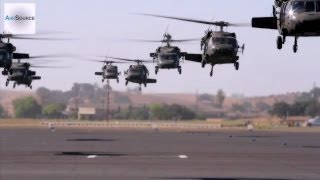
1,0,320,90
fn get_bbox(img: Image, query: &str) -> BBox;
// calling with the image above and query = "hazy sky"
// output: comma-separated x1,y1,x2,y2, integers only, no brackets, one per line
0,0,319,96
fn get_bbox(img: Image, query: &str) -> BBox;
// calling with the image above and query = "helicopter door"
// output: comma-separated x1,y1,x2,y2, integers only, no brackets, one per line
280,2,290,28
305,1,316,16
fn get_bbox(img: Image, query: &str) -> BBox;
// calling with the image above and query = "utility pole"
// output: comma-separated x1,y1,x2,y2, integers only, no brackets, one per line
195,90,198,116
106,80,110,122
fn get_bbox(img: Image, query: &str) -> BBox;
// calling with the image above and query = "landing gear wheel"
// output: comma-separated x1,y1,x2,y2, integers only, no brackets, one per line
5,80,9,87
117,79,119,83
178,68,182,74
102,79,104,83
144,83,147,87
293,45,298,53
277,36,283,50
234,62,240,71
201,60,206,68
293,36,298,53
13,83,16,89
155,67,159,74
125,81,128,86
210,66,214,77
30,85,32,89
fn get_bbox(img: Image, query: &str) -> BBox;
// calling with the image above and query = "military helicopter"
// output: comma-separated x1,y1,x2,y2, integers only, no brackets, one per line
106,56,156,91
5,61,41,89
131,31,198,75
137,14,246,77
88,58,122,83
0,33,75,72
5,59,69,89
253,0,320,53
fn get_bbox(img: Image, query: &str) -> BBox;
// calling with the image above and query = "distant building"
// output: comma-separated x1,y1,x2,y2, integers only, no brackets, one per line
78,107,96,120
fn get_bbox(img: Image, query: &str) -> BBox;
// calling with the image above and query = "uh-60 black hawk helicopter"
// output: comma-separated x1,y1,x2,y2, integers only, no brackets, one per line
5,61,41,89
137,14,246,77
94,60,122,83
131,31,198,75
0,33,73,74
253,0,320,53
84,57,122,83
106,56,156,91
5,58,69,89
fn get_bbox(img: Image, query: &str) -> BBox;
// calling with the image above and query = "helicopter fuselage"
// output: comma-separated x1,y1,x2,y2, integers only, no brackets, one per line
103,65,120,79
125,65,148,83
203,31,240,65
278,0,320,37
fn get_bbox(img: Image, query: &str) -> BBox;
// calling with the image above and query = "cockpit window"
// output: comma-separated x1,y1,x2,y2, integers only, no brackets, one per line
212,37,227,45
212,37,221,44
0,51,9,61
159,54,178,60
292,1,305,13
305,1,315,12
227,38,238,48
316,1,320,11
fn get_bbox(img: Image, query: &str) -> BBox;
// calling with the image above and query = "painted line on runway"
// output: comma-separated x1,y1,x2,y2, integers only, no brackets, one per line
84,154,188,159
87,155,97,159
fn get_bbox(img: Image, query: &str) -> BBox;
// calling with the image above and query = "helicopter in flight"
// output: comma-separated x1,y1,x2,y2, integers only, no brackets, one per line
137,14,246,77
5,61,41,89
92,59,122,83
0,33,75,72
131,31,198,75
253,0,320,53
106,56,156,91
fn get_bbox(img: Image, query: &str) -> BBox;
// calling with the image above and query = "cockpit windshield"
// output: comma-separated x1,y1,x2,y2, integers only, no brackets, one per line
227,38,238,48
159,54,178,61
305,1,315,12
292,1,305,13
213,37,237,47
0,51,9,61
290,1,320,13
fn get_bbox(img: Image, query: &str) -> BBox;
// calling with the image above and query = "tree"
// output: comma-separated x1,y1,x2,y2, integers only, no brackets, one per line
269,102,290,119
256,101,271,112
305,101,320,117
216,89,226,108
13,97,42,118
42,104,65,119
0,104,4,118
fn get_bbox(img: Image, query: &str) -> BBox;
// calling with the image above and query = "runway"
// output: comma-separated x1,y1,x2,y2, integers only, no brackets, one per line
1,128,320,180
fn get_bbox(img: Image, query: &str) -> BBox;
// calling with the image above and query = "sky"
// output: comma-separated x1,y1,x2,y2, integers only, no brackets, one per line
0,0,319,96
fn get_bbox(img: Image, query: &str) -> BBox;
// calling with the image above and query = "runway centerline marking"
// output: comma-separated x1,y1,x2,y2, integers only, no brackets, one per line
178,155,188,159
87,155,97,159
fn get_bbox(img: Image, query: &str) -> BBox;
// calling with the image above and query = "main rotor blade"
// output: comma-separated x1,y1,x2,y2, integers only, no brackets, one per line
30,65,71,68
134,13,249,27
105,56,152,63
128,38,199,43
28,54,76,59
9,36,77,41
81,58,127,63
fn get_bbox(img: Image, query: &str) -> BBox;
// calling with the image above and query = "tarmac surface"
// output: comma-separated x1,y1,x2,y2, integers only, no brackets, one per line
1,127,320,180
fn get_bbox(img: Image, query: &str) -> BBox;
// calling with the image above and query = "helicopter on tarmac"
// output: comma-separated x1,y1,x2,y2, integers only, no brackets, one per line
106,56,156,91
253,0,320,53
131,31,198,75
137,14,246,77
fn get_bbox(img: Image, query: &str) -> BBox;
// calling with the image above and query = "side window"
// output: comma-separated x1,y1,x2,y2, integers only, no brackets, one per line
305,1,315,12
221,38,226,44
292,1,305,13
316,1,320,11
